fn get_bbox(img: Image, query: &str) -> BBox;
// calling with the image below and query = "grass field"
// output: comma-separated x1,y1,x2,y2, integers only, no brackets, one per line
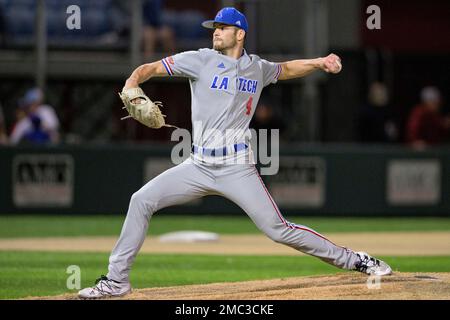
1,215,450,237
0,215,449,299
1,252,449,299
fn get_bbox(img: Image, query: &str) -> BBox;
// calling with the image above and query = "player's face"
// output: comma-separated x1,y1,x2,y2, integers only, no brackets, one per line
212,24,238,51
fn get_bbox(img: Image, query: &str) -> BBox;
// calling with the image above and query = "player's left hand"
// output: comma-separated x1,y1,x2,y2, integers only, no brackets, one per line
119,87,175,129
321,54,342,74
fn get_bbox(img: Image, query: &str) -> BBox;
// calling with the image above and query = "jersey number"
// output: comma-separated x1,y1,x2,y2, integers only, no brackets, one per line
245,96,253,115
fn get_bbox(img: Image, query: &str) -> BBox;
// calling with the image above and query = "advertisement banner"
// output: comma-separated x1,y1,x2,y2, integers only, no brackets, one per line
265,156,326,207
13,154,74,207
387,159,441,205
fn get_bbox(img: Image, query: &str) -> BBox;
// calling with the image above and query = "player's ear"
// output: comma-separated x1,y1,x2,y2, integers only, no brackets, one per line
237,29,245,42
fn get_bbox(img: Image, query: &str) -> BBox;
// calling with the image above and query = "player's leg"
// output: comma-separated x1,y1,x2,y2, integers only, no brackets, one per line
216,164,361,270
107,158,214,283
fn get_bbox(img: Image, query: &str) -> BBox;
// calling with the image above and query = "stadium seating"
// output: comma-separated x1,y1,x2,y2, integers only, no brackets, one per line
0,0,209,50
161,9,209,48
0,0,125,48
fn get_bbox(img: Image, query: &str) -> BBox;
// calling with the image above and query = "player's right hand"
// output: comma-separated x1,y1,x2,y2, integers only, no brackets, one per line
322,54,342,74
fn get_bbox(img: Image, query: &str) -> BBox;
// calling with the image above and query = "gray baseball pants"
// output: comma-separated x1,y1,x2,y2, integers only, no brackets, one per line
107,157,360,283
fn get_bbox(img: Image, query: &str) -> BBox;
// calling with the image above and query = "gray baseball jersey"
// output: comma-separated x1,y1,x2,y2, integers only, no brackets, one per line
162,48,281,165
107,49,361,283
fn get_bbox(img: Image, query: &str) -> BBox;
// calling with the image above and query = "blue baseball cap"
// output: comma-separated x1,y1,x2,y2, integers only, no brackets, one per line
202,7,248,33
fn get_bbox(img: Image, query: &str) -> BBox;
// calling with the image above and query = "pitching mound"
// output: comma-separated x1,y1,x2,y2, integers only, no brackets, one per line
34,272,450,300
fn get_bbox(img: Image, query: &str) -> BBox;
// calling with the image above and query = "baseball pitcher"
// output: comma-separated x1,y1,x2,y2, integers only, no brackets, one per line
79,7,392,299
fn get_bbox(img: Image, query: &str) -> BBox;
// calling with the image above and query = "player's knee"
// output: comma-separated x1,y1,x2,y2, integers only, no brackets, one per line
264,228,285,244
130,191,144,209
270,234,284,244
265,226,299,245
129,190,154,216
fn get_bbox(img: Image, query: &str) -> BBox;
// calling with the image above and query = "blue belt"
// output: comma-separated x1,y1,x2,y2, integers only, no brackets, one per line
192,143,248,157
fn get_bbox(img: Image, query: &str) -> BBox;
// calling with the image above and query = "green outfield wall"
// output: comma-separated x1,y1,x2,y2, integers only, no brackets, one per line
0,144,449,216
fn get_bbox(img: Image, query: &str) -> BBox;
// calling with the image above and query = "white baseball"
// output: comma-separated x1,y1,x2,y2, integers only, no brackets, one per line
336,59,342,72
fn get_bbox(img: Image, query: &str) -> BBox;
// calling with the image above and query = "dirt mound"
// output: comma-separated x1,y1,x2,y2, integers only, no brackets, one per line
33,272,450,300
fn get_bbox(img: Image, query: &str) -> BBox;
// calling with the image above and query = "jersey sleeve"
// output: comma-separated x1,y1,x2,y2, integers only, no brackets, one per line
161,51,203,79
260,59,282,87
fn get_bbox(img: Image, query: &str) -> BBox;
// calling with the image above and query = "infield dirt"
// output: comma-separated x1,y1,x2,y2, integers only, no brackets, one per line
1,232,449,256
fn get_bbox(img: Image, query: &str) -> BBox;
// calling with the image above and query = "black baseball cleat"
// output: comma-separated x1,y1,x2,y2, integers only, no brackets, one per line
354,252,392,276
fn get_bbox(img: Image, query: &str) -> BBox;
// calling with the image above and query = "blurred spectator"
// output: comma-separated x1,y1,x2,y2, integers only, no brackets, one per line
358,82,398,143
251,100,285,130
0,104,8,144
142,0,176,58
406,86,450,148
9,88,60,145
8,101,27,144
21,114,51,144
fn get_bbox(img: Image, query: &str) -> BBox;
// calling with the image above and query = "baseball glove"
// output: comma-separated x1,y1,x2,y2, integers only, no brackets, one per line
119,87,177,129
